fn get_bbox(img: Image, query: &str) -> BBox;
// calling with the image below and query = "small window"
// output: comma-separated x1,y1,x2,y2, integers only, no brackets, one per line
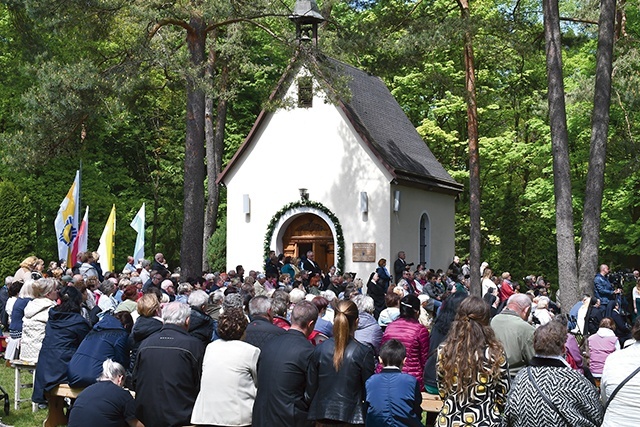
298,76,313,108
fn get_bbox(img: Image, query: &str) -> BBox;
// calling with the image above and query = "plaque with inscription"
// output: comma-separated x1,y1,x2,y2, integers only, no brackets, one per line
352,243,376,262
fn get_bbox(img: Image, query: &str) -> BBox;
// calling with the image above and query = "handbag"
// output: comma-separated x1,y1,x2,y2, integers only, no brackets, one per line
526,367,573,426
604,364,640,410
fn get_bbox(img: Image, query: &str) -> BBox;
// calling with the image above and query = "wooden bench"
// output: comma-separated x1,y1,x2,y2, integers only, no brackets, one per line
43,384,139,427
10,360,37,412
421,392,443,413
43,384,84,427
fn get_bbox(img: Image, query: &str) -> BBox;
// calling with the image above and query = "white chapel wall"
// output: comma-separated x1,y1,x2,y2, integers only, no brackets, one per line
389,185,456,273
225,68,392,279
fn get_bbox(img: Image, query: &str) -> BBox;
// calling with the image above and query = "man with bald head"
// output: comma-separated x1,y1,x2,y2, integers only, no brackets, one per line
594,264,619,307
491,293,536,378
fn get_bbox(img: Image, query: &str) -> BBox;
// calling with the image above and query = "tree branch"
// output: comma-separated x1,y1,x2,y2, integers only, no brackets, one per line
559,16,598,25
242,19,287,43
204,13,289,33
148,18,193,38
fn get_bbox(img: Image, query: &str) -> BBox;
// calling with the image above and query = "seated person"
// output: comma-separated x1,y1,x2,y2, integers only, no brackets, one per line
68,312,132,388
68,359,139,427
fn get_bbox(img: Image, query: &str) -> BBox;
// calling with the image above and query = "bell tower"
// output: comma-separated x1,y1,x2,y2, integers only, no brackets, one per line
289,0,325,47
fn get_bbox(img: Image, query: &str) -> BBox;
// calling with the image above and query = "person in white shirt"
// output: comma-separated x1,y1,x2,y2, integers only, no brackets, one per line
601,318,640,427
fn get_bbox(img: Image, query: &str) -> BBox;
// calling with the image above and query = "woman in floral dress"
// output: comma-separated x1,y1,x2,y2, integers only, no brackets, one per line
436,295,510,426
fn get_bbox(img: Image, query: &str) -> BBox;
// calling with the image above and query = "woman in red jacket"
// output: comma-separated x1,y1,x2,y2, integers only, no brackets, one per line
380,294,430,389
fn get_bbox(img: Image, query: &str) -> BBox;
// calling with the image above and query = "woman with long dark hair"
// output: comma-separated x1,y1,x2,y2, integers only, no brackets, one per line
380,294,430,389
436,296,510,426
423,292,468,394
308,300,375,426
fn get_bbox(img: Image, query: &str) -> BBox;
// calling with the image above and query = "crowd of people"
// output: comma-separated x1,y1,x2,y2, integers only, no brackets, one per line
0,252,639,427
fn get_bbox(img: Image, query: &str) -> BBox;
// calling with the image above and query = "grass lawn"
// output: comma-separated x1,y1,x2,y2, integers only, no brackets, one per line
0,362,47,427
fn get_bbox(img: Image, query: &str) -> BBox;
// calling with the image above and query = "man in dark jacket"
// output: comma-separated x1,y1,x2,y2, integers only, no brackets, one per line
252,301,318,427
302,251,322,277
133,302,205,427
151,253,170,278
188,290,214,345
243,295,285,351
394,251,412,284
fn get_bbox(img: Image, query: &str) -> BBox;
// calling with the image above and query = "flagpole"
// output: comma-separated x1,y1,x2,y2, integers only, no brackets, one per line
78,124,85,224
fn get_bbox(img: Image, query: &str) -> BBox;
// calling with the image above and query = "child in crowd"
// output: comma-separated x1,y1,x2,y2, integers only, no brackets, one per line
365,339,424,427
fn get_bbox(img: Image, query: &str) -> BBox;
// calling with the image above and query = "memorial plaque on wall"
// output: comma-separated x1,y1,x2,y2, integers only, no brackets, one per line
352,243,376,262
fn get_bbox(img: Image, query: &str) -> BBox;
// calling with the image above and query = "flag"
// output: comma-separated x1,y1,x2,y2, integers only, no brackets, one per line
54,171,80,265
97,205,116,272
70,206,89,264
130,203,145,263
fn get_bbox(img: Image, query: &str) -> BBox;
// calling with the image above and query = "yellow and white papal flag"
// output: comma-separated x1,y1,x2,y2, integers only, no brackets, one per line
97,205,116,272
54,171,80,265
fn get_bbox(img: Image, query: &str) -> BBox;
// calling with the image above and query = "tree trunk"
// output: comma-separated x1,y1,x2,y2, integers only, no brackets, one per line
203,47,228,271
457,0,482,296
577,0,616,296
543,0,578,309
181,16,207,280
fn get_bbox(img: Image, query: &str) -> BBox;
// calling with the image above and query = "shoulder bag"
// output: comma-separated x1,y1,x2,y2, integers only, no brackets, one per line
604,364,640,410
526,367,573,426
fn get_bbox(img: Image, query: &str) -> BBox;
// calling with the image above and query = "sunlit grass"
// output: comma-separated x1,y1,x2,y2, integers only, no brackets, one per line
0,362,47,427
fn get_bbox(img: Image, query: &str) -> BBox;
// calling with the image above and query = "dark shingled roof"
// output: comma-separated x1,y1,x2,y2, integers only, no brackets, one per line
326,58,462,194
218,55,463,194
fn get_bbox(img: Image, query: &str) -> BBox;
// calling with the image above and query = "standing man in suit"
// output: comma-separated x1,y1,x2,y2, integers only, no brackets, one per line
303,251,322,278
252,301,319,427
394,251,413,284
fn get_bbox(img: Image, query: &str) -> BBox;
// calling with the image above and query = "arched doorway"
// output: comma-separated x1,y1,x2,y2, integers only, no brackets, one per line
282,213,335,272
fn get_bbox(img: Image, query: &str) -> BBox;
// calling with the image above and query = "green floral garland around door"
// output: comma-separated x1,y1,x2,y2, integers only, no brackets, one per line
264,200,345,274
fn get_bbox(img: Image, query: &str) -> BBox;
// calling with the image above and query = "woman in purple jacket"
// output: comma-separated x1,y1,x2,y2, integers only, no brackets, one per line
380,294,430,389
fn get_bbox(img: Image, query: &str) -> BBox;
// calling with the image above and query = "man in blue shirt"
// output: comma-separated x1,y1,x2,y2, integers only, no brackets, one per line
594,264,620,306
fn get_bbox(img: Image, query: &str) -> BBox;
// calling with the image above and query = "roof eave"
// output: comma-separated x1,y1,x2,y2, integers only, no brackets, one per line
393,170,464,195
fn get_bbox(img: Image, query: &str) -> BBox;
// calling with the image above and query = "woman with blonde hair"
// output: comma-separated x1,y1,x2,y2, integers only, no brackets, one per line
481,267,495,297
128,293,162,377
14,256,38,282
22,278,59,363
308,300,375,426
6,279,38,360
436,295,510,426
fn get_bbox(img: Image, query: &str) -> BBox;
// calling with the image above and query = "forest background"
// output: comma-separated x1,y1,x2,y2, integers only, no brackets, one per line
0,0,638,289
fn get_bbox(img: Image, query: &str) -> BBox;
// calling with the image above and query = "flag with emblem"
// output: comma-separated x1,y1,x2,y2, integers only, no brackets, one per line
54,171,80,265
97,205,116,272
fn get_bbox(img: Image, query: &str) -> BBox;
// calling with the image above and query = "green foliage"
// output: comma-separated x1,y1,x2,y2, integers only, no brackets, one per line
0,0,638,283
207,220,227,274
0,181,32,277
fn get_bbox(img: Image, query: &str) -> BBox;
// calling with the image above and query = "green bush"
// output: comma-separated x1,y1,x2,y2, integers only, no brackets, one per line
0,181,32,278
206,220,226,273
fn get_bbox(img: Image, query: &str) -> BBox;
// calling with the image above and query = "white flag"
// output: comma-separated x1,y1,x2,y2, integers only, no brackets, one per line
53,171,80,264
130,203,145,262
